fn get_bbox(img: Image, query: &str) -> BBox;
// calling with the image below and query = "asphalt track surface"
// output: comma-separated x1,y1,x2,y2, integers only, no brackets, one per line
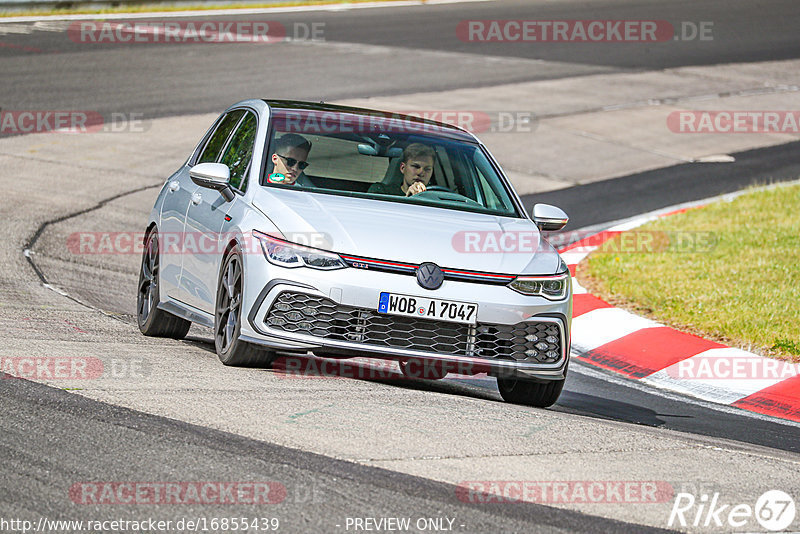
0,0,799,118
2,376,667,534
526,139,800,231
2,0,800,532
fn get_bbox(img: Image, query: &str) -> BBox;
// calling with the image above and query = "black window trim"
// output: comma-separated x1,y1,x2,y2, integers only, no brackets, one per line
259,107,278,186
190,107,259,196
217,114,246,164
189,117,221,167
191,108,246,167
191,112,232,167
218,108,258,194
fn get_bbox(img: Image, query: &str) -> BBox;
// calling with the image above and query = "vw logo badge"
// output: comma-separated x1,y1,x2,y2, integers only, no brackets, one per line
416,262,444,290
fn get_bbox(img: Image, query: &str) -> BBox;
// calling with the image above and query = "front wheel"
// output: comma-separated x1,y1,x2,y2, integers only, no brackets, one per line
137,229,191,339
214,246,277,368
497,377,565,407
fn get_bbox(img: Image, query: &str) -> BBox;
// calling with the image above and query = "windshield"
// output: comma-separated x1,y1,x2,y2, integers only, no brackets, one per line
261,109,521,218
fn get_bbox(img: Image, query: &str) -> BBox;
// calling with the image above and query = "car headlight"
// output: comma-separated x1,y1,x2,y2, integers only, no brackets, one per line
508,259,570,300
253,231,347,270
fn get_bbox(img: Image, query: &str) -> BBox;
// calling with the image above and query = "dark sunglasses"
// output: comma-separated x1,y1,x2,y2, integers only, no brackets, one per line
277,154,310,170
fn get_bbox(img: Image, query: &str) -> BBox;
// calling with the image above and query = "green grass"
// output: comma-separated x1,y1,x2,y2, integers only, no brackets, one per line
580,182,800,361
0,0,402,17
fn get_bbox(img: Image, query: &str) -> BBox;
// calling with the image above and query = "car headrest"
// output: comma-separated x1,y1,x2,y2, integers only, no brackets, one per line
381,157,404,187
379,157,437,188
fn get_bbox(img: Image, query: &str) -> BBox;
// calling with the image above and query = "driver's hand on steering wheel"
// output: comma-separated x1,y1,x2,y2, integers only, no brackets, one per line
406,181,427,196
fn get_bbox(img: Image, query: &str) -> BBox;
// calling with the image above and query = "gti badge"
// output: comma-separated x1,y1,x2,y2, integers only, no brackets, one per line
416,262,444,290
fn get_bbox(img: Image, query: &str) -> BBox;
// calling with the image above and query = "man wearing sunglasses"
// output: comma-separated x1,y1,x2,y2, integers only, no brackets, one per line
268,133,313,186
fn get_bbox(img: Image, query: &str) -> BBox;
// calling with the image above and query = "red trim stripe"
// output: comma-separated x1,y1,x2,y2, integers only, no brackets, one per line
442,268,514,280
340,255,416,269
341,255,516,280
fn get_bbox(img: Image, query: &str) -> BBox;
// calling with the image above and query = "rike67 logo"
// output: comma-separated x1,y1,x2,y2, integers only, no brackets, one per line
669,490,796,531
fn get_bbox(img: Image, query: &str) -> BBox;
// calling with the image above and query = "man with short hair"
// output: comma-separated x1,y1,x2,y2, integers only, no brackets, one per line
368,143,436,197
267,133,313,186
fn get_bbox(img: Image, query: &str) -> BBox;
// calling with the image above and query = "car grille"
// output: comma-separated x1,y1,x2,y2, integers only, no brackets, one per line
265,291,562,363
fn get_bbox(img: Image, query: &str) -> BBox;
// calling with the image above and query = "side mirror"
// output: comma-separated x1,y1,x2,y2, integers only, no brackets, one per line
189,162,234,202
532,203,569,232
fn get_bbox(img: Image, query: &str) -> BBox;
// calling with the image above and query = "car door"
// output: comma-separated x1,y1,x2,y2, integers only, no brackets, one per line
163,109,245,305
158,164,194,299
181,109,257,313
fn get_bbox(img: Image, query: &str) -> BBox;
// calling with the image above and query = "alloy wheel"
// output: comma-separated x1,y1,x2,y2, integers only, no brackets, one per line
216,254,242,354
137,232,158,323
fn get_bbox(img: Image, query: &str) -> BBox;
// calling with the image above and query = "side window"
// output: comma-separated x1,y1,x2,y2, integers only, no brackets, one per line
473,151,513,213
476,166,501,209
196,110,245,164
220,112,257,191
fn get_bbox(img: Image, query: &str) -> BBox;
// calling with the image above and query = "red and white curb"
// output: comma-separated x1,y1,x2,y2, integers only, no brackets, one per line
559,197,800,424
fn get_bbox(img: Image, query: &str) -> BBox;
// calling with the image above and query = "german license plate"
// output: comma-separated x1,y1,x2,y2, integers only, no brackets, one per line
377,292,478,325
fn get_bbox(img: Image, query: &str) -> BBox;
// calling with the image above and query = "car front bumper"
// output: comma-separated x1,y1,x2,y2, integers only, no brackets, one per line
240,260,572,381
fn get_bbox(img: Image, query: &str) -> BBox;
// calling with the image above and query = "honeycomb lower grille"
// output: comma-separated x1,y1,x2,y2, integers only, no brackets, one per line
265,291,562,363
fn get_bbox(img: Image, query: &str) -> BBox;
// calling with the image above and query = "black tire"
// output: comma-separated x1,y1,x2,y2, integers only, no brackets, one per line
137,229,191,339
398,358,448,380
496,377,565,408
215,245,277,368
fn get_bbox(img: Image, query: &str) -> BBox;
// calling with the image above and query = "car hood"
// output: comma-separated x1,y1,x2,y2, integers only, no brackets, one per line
251,189,562,275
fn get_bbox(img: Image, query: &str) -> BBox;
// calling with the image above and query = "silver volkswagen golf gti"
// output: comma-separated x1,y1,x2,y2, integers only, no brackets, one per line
138,99,573,407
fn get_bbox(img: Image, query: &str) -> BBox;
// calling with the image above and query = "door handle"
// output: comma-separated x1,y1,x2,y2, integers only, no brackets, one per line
168,180,180,193
191,192,202,205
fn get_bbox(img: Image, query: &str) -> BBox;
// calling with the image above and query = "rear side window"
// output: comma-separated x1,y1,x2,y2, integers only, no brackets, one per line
220,111,258,191
197,110,245,164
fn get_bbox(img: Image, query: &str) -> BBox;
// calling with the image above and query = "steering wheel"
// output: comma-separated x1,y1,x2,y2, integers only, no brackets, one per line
415,188,482,205
423,185,452,193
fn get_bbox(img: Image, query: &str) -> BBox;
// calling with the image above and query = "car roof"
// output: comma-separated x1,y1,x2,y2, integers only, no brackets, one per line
262,99,480,143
